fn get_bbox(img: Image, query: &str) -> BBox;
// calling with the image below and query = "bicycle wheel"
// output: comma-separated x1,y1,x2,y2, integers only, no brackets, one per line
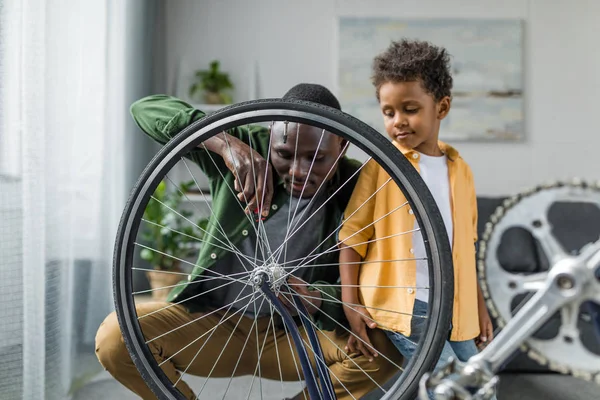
112,98,454,399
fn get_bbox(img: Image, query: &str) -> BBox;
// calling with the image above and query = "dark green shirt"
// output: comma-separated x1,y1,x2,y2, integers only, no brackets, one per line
131,95,360,329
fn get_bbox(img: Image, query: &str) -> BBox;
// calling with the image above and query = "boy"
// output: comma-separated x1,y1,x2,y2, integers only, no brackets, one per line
338,39,494,394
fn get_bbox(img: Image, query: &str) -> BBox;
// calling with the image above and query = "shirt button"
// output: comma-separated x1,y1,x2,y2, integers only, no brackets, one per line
408,288,414,294
408,209,414,215
242,229,248,236
412,153,419,159
409,248,414,254
210,253,217,259
271,204,278,210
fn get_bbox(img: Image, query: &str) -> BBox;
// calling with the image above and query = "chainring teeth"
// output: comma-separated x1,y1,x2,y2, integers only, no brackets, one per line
476,179,600,383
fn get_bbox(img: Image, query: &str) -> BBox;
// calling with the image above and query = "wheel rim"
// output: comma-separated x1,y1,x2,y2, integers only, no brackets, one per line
113,99,454,399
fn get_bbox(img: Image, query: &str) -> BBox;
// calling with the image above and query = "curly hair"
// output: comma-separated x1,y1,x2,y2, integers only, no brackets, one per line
282,83,341,110
372,39,453,101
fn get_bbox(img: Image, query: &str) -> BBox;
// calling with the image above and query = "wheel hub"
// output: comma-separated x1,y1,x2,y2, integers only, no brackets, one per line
251,263,287,295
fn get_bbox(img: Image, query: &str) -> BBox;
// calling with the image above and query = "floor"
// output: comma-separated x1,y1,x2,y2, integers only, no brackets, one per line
72,370,600,400
73,372,302,400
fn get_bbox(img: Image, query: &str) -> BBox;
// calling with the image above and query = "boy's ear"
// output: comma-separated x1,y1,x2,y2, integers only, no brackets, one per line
437,96,451,120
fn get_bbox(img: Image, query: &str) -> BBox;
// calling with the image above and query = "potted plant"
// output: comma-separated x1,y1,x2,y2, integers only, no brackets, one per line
189,60,234,105
140,180,209,301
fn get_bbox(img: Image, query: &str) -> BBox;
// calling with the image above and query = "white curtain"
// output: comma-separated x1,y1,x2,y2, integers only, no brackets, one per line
0,0,156,398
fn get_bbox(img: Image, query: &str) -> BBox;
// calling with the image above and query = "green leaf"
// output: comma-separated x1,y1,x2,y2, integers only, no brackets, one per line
138,178,210,270
189,83,200,97
189,60,234,100
140,249,153,261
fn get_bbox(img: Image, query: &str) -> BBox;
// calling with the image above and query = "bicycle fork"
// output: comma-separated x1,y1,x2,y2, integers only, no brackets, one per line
256,273,336,400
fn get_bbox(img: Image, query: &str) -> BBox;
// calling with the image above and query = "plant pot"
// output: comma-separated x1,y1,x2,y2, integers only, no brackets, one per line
204,91,224,105
146,264,184,302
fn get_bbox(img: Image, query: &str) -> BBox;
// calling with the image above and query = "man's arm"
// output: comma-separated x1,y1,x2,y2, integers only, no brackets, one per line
130,95,230,178
130,95,274,214
130,94,203,144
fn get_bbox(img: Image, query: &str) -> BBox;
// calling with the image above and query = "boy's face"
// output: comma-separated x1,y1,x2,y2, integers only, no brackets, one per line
270,123,345,198
378,80,450,156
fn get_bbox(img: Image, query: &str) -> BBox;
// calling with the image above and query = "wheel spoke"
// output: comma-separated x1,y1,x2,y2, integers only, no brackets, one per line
177,159,259,272
220,133,273,261
136,273,250,320
284,140,351,244
280,285,402,396
267,305,286,400
272,127,325,266
134,242,251,287
278,227,417,285
285,287,425,325
276,257,424,270
282,296,358,400
132,270,247,296
267,157,375,263
220,305,266,399
279,198,409,281
280,124,301,268
143,198,259,270
146,291,255,345
194,296,268,398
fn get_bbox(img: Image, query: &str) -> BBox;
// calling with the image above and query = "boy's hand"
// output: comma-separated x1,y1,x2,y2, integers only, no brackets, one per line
343,305,378,361
219,134,274,217
476,303,494,348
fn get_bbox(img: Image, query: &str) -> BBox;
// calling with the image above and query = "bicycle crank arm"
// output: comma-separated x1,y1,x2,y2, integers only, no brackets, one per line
420,274,570,400
420,241,600,400
475,241,600,371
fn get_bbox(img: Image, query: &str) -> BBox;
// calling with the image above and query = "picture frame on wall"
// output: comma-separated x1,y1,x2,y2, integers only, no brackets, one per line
337,18,524,142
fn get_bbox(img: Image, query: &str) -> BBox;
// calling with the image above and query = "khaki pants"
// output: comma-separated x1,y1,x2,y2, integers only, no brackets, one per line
95,302,402,400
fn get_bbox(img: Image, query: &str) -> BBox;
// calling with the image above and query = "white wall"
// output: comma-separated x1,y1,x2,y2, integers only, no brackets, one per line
158,0,600,196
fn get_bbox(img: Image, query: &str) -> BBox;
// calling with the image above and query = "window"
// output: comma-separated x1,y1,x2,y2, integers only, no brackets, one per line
0,1,22,179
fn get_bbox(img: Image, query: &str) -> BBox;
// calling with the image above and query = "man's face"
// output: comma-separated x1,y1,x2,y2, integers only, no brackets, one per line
270,123,345,198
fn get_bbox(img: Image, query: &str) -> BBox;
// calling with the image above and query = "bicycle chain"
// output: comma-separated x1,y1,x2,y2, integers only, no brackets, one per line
476,178,600,385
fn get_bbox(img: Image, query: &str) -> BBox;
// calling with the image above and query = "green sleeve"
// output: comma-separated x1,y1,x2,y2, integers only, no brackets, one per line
130,94,236,180
310,280,344,331
130,94,205,144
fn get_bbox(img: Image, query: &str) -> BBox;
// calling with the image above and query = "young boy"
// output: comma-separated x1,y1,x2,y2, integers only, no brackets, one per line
338,39,495,394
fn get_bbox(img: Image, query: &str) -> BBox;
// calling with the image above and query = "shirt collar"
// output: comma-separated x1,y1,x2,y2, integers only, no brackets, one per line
393,140,458,161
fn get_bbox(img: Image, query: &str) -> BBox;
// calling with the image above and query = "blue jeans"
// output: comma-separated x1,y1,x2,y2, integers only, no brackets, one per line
385,300,497,400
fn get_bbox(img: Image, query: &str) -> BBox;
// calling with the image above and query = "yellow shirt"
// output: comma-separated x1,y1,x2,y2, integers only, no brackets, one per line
339,141,479,341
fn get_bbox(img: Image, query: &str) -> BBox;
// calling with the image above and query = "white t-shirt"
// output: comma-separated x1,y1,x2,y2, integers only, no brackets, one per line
414,152,453,302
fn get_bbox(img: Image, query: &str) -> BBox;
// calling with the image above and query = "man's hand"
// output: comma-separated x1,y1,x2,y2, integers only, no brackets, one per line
343,305,378,361
218,134,274,217
278,276,322,316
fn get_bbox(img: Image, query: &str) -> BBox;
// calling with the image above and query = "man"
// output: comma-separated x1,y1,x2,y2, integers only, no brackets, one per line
95,84,402,400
